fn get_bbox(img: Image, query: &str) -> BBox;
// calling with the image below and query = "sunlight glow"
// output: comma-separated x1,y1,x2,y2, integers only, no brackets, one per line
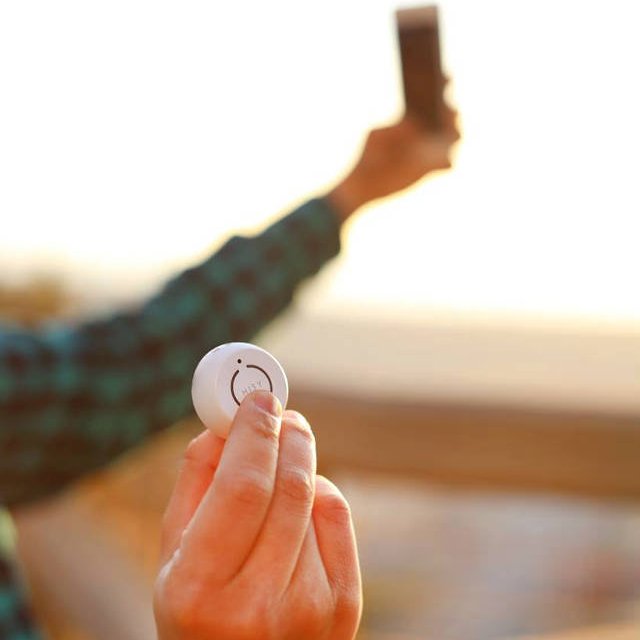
1,0,639,327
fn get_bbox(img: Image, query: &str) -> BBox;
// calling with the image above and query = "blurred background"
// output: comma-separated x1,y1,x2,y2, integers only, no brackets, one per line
2,0,640,638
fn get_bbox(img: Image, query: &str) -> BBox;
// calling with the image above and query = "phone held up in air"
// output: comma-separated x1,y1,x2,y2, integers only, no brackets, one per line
396,5,445,131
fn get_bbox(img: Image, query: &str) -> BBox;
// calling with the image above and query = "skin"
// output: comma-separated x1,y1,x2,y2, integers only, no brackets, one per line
328,107,459,222
154,110,460,639
154,392,361,640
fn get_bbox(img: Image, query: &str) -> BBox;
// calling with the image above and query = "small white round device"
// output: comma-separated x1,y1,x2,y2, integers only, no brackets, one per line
191,342,288,438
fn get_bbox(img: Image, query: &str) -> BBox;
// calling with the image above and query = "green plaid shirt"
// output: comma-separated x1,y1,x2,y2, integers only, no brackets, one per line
0,197,341,639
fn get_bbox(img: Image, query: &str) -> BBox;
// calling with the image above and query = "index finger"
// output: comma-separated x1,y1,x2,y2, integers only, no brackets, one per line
179,391,282,582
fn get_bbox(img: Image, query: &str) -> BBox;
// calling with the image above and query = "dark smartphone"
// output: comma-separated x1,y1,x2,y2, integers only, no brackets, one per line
396,5,444,131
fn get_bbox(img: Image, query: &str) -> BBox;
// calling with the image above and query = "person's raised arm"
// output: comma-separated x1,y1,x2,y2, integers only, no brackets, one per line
0,110,458,507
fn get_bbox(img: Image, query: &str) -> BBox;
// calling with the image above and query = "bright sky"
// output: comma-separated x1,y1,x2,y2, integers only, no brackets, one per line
1,0,639,328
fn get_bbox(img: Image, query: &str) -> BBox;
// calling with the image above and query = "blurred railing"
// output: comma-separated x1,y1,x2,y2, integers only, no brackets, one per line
292,388,640,501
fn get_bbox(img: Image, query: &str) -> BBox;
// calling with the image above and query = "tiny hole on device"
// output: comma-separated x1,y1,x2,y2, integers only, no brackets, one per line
237,359,242,364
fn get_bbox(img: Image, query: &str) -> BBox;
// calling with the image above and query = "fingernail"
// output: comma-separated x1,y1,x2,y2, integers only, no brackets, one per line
252,391,283,418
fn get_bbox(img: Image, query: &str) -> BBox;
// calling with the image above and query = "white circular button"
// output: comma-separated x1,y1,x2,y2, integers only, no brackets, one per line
191,342,288,438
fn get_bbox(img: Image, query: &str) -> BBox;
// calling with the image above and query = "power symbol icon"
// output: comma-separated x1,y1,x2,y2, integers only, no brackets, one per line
230,361,274,406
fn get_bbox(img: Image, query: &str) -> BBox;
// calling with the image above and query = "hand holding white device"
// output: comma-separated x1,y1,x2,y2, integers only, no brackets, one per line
191,342,289,438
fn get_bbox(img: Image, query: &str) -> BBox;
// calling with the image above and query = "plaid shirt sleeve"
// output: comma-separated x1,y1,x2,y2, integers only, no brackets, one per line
0,555,42,640
0,197,341,507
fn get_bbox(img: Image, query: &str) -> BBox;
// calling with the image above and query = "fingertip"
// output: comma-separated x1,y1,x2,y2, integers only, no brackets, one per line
183,429,225,468
282,409,312,432
244,390,283,418
315,474,335,492
314,475,351,517
227,391,283,443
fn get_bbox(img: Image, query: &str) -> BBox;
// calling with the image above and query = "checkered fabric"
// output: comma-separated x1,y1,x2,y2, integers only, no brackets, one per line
0,556,40,640
0,197,341,638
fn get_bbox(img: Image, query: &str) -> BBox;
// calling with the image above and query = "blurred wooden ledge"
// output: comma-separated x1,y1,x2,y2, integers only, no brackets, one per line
291,388,640,501
510,621,640,639
358,624,640,640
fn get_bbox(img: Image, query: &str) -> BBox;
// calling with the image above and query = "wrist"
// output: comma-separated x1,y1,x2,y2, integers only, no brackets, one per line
325,175,368,224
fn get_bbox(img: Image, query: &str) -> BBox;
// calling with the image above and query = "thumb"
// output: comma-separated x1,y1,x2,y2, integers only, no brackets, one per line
159,429,225,565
